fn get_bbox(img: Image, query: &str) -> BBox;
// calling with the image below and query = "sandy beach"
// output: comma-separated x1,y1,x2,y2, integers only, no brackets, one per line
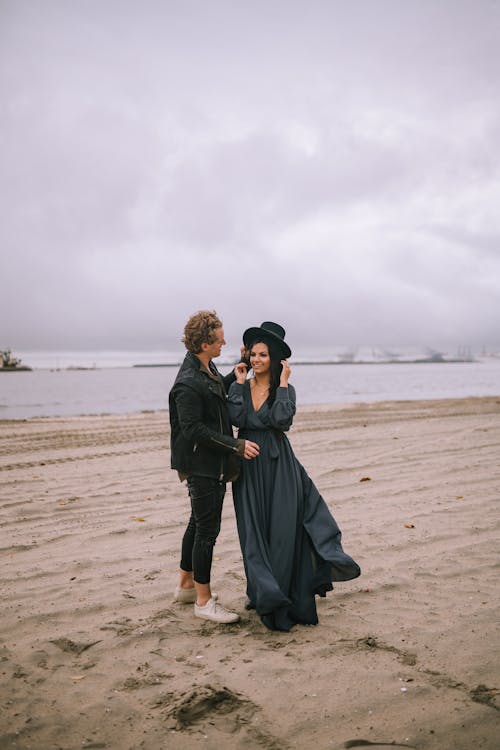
1,397,499,750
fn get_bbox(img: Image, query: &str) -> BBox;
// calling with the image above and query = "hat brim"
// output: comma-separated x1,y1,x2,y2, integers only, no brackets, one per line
243,327,291,359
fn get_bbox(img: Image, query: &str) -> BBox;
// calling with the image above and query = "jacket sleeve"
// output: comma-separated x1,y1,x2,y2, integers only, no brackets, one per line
227,382,247,428
269,385,296,431
174,383,241,454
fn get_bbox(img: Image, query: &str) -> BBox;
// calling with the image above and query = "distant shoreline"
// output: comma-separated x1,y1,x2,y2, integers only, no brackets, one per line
133,358,478,368
0,358,481,372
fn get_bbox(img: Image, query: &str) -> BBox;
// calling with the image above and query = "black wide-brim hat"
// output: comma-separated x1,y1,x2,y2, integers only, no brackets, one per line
242,321,291,359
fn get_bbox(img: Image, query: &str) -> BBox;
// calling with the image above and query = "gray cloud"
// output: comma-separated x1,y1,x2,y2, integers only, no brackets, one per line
1,0,499,353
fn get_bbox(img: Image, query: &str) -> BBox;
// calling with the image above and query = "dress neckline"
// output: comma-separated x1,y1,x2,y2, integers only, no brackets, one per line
248,379,269,413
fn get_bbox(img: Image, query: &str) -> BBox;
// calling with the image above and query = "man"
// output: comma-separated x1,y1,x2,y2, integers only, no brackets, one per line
169,310,259,623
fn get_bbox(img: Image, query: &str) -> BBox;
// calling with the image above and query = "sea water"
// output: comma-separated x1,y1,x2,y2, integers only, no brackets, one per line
1,351,499,419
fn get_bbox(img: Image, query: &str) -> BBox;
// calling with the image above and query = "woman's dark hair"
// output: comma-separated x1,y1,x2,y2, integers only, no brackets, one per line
249,338,283,407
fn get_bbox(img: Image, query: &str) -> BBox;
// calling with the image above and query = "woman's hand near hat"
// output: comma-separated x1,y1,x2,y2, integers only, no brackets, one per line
280,360,291,387
234,360,248,385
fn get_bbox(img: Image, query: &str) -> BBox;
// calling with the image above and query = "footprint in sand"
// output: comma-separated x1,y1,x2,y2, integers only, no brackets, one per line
161,684,256,732
49,638,101,655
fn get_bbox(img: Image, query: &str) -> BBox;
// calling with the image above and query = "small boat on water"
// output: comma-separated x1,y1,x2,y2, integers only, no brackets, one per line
0,349,32,371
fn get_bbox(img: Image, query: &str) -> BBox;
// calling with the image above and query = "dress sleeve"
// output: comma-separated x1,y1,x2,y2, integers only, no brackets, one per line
269,385,296,431
227,382,247,428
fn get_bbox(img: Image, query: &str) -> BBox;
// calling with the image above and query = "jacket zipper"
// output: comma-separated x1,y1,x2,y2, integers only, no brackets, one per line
218,404,224,480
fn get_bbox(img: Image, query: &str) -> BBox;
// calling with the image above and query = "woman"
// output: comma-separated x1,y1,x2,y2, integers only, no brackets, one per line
228,321,360,631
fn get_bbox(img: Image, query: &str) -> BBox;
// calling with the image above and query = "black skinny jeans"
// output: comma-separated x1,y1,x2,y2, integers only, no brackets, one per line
180,476,226,584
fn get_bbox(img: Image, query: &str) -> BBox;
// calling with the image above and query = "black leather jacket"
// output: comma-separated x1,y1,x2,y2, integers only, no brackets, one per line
169,352,244,480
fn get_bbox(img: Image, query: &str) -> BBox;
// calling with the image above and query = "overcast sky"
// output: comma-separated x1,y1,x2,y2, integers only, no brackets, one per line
1,0,499,354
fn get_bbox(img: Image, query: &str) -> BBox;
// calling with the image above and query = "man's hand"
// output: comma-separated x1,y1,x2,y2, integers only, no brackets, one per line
234,361,248,384
243,440,259,460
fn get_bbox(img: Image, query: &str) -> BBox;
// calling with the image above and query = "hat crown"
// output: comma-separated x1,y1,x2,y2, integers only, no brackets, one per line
260,321,286,341
242,321,291,358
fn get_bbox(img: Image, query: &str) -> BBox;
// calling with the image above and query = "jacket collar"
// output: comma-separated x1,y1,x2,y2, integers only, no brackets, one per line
184,351,221,383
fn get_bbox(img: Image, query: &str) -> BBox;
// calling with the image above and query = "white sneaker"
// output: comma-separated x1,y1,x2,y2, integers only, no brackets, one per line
174,586,218,604
194,597,239,623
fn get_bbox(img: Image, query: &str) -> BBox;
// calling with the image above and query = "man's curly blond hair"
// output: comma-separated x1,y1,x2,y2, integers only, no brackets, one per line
182,310,223,353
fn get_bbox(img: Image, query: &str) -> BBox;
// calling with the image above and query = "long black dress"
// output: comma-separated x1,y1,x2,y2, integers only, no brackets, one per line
228,381,361,631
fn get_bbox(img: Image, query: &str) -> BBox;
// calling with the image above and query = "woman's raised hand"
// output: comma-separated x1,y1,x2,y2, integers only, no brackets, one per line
280,360,291,386
235,346,250,384
234,361,248,384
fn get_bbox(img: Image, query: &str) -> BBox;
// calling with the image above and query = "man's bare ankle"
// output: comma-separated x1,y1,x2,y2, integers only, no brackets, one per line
179,570,194,589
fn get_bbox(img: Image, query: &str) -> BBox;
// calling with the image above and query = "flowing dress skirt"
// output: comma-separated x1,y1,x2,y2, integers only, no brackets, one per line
233,428,361,631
